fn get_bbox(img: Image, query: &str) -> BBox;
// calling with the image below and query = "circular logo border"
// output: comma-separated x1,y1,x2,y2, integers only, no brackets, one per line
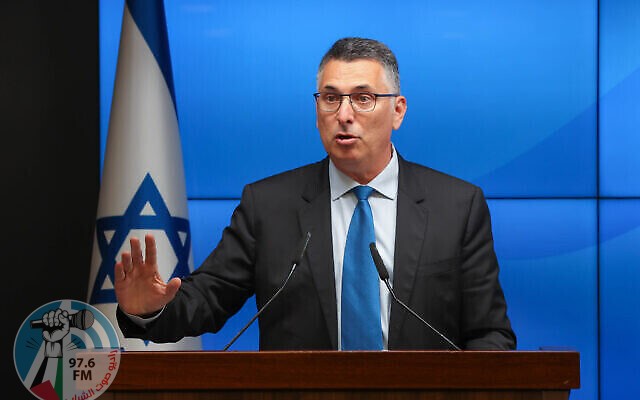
14,300,121,400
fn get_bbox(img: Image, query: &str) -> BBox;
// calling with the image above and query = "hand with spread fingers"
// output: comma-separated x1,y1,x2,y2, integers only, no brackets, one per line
114,234,181,316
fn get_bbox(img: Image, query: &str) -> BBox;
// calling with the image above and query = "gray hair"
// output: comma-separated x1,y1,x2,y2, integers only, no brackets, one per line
317,37,400,93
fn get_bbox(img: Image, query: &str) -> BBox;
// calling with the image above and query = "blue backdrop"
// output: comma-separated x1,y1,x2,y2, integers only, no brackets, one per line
100,1,640,399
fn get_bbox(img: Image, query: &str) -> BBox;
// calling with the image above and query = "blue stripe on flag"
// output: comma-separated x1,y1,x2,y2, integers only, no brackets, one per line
126,0,177,110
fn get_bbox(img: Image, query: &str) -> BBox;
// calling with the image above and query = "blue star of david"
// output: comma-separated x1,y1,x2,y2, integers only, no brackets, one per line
90,173,191,304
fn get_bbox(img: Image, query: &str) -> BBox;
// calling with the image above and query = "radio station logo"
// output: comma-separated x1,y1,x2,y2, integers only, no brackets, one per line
14,300,121,400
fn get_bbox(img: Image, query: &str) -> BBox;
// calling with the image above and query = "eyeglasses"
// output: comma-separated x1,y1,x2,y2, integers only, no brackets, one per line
313,92,399,113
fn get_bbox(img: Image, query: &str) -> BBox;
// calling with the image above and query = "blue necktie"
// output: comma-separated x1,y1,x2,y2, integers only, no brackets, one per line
341,185,383,350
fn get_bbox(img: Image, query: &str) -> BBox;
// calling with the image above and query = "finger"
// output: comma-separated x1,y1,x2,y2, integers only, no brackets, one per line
61,312,70,328
47,310,56,327
114,261,126,283
145,234,157,267
54,309,62,325
130,237,143,265
43,311,52,327
121,252,133,274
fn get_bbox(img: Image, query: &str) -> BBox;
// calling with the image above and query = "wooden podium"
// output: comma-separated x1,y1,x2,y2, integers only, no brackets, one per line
104,351,579,400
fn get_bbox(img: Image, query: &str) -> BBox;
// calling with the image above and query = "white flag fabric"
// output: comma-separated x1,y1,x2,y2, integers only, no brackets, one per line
88,0,201,350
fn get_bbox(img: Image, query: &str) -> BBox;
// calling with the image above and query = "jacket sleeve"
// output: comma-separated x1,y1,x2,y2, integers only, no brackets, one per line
460,187,516,350
117,184,258,343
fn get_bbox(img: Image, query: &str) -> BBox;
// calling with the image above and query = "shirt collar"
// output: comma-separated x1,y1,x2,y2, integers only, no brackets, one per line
329,144,399,201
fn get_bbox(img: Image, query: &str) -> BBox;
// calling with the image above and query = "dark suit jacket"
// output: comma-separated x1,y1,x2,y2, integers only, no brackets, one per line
118,155,516,350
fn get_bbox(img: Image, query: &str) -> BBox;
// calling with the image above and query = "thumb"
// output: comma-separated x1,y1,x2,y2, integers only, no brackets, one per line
164,277,182,300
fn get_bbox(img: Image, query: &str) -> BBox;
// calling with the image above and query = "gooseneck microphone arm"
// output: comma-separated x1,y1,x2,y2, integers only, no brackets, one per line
222,232,312,351
369,243,461,351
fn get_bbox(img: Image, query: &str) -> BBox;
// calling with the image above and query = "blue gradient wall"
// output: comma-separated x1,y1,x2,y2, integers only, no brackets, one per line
100,1,640,399
599,1,640,399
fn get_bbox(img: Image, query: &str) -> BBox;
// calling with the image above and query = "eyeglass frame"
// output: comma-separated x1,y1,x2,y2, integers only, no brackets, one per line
313,91,399,113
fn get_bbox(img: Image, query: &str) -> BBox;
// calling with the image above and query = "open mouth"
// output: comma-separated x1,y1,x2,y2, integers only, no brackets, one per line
335,133,358,144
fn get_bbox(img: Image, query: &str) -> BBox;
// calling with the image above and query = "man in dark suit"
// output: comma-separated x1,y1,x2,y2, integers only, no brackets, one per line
115,37,516,350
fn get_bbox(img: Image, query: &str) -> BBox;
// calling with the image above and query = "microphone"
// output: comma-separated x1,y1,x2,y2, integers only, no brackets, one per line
369,243,461,351
30,309,95,330
222,231,312,351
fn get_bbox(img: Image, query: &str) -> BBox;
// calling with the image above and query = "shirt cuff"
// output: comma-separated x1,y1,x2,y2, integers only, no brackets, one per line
122,306,165,327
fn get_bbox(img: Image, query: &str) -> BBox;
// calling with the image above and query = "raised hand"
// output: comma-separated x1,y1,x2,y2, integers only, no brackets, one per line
114,234,181,316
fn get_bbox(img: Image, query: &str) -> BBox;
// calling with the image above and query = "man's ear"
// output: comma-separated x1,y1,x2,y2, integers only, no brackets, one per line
392,95,407,130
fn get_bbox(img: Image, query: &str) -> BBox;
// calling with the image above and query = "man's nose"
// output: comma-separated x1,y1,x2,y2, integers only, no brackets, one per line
336,96,355,124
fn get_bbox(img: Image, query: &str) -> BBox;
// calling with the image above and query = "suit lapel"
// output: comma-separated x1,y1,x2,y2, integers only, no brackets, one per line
388,157,428,348
298,158,338,349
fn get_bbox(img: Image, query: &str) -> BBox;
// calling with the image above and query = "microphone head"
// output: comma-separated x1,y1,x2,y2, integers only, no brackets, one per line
71,309,95,330
369,242,390,280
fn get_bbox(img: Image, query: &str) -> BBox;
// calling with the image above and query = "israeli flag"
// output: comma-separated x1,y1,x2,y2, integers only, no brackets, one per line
88,0,201,350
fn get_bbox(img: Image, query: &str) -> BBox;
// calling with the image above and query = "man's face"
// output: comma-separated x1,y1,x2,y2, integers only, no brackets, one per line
316,59,407,183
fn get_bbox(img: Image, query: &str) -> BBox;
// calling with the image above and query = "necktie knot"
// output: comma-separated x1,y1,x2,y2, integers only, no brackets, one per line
353,185,374,201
